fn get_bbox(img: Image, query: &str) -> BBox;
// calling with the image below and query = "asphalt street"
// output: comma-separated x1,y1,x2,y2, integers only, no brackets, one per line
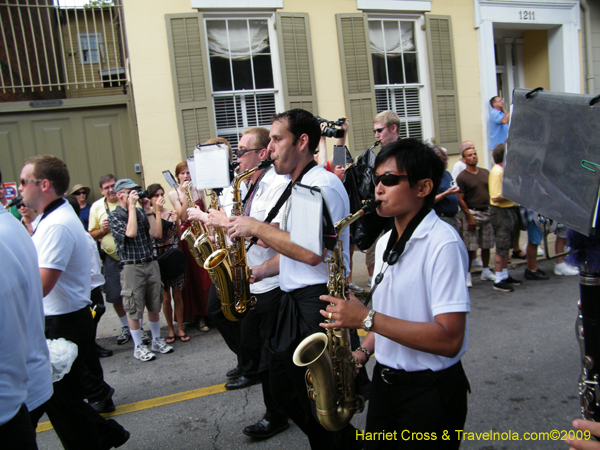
35,249,584,450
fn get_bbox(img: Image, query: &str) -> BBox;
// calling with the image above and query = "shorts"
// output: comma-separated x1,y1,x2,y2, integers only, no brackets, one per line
103,255,122,304
555,223,568,239
521,208,542,246
120,261,163,320
463,209,495,252
489,206,517,257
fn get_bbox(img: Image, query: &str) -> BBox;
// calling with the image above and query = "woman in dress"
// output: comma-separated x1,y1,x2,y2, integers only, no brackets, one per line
148,183,189,342
167,162,211,332
70,184,92,230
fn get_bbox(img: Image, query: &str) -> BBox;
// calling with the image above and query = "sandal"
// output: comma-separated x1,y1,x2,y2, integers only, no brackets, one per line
165,335,176,344
178,334,190,342
511,250,526,259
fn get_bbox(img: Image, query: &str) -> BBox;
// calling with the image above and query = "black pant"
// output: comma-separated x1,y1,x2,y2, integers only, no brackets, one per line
240,287,287,423
268,285,357,450
0,404,37,450
365,362,469,450
207,283,256,377
29,307,126,450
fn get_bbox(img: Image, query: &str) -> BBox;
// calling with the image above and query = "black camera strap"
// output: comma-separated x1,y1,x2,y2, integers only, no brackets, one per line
32,197,66,236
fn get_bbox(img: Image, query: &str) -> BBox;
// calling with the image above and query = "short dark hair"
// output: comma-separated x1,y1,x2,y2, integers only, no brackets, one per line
24,155,70,196
64,195,81,216
489,96,500,108
374,139,444,208
493,143,506,164
272,109,321,154
147,183,163,199
99,174,115,189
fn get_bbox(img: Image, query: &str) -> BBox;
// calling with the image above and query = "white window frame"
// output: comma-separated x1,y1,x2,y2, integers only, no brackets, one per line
368,14,433,143
78,32,104,64
202,13,284,149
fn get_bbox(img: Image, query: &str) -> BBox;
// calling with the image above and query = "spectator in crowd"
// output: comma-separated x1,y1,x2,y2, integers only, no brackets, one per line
148,183,189,343
488,144,523,292
168,162,211,333
433,146,460,232
521,207,550,281
108,179,175,362
489,95,510,152
456,144,495,287
16,199,37,235
70,184,92,230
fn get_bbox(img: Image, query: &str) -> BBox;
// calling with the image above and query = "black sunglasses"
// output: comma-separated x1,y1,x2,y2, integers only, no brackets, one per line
372,173,409,187
373,127,387,134
16,203,25,208
235,148,261,158
74,191,87,196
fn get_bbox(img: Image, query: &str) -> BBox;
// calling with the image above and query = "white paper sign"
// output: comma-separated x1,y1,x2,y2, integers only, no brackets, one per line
290,184,323,256
194,143,231,190
187,156,197,187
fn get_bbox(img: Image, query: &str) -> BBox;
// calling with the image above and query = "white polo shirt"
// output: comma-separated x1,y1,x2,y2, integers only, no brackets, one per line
277,165,350,292
245,166,288,294
32,200,92,316
0,208,52,420
373,210,470,372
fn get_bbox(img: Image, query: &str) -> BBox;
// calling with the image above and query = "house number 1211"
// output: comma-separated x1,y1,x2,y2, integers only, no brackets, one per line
519,11,535,20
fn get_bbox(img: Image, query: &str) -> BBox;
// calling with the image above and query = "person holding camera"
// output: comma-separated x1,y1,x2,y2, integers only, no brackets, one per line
108,179,174,362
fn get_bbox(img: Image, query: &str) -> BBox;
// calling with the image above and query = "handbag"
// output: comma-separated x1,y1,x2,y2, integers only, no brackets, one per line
157,247,187,282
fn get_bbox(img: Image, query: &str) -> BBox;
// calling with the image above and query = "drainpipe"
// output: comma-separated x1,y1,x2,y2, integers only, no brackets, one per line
581,0,595,94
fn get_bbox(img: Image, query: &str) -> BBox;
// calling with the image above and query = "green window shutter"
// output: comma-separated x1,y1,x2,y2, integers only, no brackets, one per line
166,13,216,158
276,12,318,115
336,13,376,154
426,15,461,155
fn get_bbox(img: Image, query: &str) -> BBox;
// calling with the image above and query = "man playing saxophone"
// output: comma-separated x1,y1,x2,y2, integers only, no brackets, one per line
227,109,359,450
319,139,471,449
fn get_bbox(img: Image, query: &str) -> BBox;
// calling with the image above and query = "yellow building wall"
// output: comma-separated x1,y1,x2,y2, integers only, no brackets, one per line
431,0,483,168
522,30,550,90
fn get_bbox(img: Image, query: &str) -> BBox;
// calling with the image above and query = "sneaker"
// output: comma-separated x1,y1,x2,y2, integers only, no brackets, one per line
140,328,151,345
133,344,155,362
151,337,174,354
524,268,549,280
537,247,544,257
504,275,523,286
554,262,579,276
348,282,365,293
480,271,496,282
116,327,130,345
472,258,483,267
493,281,514,292
466,273,472,288
198,316,210,333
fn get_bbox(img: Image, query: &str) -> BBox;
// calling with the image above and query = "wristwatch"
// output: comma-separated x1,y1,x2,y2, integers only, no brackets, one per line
363,309,375,332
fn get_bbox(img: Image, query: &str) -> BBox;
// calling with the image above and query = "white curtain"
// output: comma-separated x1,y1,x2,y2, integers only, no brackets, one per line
207,20,269,61
369,21,414,56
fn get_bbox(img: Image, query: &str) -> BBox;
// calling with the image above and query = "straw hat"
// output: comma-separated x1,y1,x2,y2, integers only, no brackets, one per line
70,184,91,196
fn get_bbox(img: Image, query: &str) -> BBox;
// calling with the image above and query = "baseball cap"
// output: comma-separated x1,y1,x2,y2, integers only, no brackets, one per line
114,179,140,193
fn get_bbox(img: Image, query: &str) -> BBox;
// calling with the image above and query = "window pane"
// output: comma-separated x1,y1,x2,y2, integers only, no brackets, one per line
387,55,404,84
210,56,232,91
232,59,253,90
253,54,274,89
383,21,400,53
404,53,418,84
371,54,387,85
399,21,415,51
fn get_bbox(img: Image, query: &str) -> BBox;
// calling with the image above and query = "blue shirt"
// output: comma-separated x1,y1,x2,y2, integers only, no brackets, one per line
434,171,459,216
489,109,508,150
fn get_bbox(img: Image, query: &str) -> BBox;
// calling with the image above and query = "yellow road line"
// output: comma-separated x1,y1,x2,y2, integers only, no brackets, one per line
37,383,228,433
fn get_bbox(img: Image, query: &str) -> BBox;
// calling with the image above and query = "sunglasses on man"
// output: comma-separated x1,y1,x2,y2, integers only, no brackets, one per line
372,173,409,187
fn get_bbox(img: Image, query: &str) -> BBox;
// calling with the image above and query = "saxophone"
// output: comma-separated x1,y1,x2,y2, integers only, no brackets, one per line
180,182,214,267
292,199,381,431
203,159,273,321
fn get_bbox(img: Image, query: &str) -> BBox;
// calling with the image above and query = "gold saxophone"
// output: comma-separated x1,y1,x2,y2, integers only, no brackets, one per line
180,182,214,267
293,199,381,431
203,159,273,321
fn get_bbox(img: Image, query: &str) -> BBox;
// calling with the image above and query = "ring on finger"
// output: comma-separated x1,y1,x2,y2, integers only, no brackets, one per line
328,312,332,320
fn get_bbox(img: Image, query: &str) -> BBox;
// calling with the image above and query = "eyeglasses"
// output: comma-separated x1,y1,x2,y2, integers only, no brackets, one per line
372,173,409,187
235,148,261,158
373,127,387,134
101,184,115,191
20,178,43,185
74,191,87,196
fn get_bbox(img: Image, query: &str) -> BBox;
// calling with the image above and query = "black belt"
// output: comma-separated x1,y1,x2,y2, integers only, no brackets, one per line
471,207,489,212
121,255,156,266
45,306,92,326
378,360,464,386
437,212,456,218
